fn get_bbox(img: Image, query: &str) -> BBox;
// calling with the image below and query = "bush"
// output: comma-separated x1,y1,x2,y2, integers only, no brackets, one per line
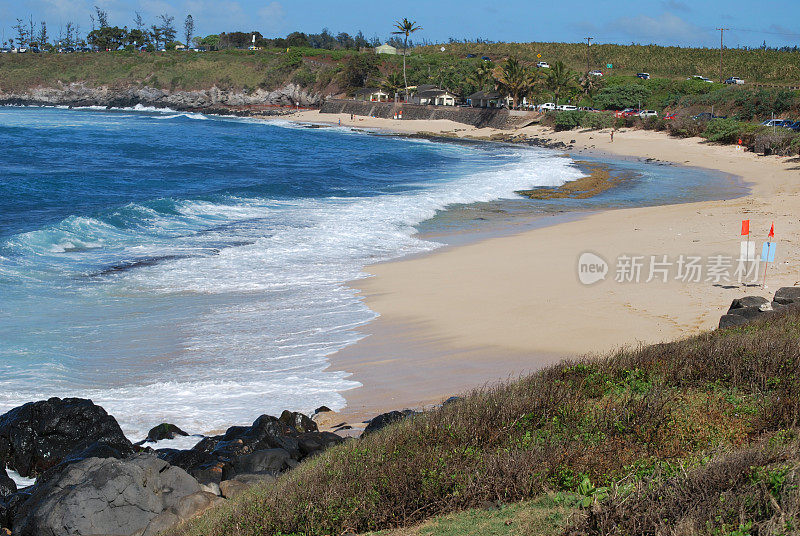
579,112,615,130
594,84,652,110
702,118,764,145
667,116,704,138
554,111,586,131
753,130,799,156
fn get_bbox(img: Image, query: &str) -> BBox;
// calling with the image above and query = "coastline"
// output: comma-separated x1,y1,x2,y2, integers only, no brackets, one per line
268,110,800,430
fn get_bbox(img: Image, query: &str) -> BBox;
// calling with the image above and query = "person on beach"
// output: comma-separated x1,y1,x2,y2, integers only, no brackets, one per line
610,130,615,142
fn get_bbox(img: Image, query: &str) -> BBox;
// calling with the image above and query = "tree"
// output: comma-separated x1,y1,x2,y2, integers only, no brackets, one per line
12,19,27,49
340,53,380,89
150,25,163,48
545,61,578,107
579,74,605,105
184,15,194,48
158,14,176,45
94,6,109,28
36,21,48,49
392,18,422,101
493,58,537,109
285,31,308,47
467,61,495,92
354,31,368,49
134,12,145,31
380,71,404,96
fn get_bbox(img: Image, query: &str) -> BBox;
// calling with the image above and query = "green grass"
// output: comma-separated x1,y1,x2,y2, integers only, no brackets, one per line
167,307,800,536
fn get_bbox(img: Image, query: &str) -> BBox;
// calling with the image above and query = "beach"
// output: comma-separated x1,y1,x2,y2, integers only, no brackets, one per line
278,110,800,428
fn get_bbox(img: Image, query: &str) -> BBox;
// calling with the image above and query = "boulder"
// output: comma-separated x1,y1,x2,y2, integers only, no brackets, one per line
13,454,200,536
728,296,768,311
774,287,800,306
362,410,419,436
227,448,292,478
719,314,751,329
0,397,133,478
296,432,345,457
218,479,250,499
279,410,317,433
141,491,222,536
0,468,15,499
145,423,189,442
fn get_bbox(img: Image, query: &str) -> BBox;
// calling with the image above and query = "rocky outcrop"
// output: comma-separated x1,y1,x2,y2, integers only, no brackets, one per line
13,454,200,536
0,397,133,478
158,412,344,485
0,469,15,499
719,288,800,328
362,410,419,436
145,423,189,442
0,82,322,113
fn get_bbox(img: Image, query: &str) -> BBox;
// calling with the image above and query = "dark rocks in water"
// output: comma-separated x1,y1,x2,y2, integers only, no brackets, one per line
0,468,15,498
157,411,341,485
0,397,133,478
313,406,332,415
146,423,189,442
362,410,419,436
13,454,200,536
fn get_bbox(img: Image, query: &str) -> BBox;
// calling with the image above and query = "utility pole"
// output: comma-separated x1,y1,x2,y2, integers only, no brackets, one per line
717,28,729,83
585,37,593,73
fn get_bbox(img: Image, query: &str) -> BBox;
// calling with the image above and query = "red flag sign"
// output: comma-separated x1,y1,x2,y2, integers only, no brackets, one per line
769,222,775,238
741,220,750,236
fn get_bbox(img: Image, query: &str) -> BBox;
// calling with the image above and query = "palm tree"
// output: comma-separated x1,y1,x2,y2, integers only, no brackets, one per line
545,61,578,108
493,58,538,109
392,18,422,101
579,74,604,106
380,71,404,97
467,61,495,92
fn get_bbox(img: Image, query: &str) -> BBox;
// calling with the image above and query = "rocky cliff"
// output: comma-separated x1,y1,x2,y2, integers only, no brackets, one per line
0,82,322,114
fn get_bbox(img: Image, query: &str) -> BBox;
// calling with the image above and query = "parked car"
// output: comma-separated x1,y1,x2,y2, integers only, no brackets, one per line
556,105,579,111
0,48,10,53
588,70,603,77
693,112,726,121
725,77,745,85
536,61,550,68
639,110,658,118
688,75,713,83
761,119,786,127
637,72,651,80
538,102,556,111
481,56,491,61
663,113,677,120
466,53,476,58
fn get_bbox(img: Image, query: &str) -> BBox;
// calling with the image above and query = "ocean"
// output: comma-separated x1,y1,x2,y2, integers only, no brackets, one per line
0,106,742,440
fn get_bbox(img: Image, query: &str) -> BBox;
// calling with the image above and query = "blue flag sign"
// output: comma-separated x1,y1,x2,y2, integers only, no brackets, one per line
606,63,613,69
761,242,776,263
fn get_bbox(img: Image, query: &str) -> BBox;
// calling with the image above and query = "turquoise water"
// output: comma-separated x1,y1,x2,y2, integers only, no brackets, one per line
0,106,743,438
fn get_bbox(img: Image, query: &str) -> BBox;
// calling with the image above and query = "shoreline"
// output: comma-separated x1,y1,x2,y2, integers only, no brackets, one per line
267,110,800,430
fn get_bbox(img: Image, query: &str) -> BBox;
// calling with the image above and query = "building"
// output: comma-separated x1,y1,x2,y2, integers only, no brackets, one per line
413,85,459,106
467,90,513,108
354,88,390,102
375,43,398,55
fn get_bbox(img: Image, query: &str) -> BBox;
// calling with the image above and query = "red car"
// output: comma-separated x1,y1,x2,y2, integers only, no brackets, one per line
663,113,677,120
615,108,641,118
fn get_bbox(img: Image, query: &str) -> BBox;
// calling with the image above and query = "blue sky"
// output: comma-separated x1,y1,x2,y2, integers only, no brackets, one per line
2,0,799,48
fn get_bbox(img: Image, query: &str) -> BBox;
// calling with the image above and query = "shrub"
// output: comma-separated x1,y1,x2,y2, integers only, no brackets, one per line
753,131,799,156
667,116,704,138
554,111,586,131
702,118,764,145
594,84,652,110
579,112,615,130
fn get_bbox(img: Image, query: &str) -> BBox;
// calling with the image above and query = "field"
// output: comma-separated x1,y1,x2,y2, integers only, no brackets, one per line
168,307,800,536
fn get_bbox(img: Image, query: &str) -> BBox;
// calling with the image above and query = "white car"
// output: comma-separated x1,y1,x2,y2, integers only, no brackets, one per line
536,61,550,68
588,70,603,77
556,105,578,111
688,75,713,83
725,77,745,85
639,110,658,118
538,102,556,111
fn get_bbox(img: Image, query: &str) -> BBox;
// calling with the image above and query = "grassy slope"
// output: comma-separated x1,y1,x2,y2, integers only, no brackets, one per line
168,307,800,536
418,42,800,85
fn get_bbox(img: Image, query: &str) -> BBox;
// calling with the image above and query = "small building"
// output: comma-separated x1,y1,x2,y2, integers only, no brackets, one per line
415,85,459,106
354,88,390,102
467,90,512,108
375,43,398,55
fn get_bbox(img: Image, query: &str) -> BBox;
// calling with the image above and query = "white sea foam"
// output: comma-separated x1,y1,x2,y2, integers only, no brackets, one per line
0,127,584,440
6,467,36,488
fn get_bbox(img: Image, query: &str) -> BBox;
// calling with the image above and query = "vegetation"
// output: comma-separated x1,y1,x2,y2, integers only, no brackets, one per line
169,307,800,536
392,18,423,100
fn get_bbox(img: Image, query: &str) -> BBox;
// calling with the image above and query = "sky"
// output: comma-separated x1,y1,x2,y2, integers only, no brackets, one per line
1,0,799,48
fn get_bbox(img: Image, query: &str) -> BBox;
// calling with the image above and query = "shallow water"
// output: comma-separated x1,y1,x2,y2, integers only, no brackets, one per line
1,106,598,439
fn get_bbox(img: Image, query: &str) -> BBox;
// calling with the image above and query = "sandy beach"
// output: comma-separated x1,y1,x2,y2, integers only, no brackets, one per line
272,110,800,429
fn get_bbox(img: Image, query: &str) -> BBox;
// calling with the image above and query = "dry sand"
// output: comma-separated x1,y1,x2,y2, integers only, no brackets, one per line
267,110,800,429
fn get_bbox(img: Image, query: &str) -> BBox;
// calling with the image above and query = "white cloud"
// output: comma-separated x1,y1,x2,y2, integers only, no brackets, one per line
587,12,712,47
